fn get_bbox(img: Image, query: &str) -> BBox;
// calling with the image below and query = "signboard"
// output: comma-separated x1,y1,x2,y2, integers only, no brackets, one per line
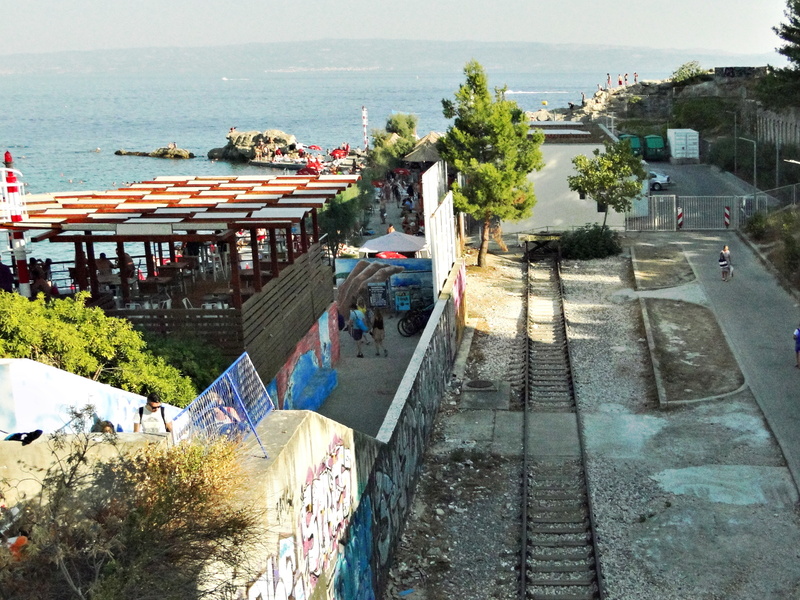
394,290,411,311
368,282,388,308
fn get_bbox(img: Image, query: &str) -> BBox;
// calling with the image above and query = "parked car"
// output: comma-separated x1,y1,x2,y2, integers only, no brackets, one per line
649,171,672,191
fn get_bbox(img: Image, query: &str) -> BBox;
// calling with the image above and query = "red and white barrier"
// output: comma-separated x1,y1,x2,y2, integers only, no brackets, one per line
724,206,731,228
677,206,683,229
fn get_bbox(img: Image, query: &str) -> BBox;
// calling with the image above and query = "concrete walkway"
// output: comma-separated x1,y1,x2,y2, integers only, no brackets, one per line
671,231,800,489
317,181,424,438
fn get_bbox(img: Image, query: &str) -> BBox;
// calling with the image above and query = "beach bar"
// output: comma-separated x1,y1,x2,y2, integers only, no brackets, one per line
0,173,359,384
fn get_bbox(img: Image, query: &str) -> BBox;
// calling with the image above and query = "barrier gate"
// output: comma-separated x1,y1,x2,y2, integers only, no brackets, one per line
626,195,770,231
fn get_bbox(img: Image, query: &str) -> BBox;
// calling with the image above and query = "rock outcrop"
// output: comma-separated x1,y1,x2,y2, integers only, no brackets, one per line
207,129,297,162
115,147,195,159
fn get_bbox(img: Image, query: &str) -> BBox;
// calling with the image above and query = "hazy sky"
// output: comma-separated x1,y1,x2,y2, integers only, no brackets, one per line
0,0,789,57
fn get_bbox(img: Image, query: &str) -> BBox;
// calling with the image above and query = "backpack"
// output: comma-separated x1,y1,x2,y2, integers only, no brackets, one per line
139,406,168,427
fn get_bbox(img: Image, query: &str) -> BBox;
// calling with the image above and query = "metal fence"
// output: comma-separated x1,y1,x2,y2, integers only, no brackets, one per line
171,352,273,457
625,194,776,232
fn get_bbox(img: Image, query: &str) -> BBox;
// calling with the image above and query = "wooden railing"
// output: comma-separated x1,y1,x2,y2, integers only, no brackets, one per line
108,307,244,361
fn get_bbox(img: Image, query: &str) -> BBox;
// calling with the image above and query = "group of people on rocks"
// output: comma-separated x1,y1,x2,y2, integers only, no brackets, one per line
605,72,639,89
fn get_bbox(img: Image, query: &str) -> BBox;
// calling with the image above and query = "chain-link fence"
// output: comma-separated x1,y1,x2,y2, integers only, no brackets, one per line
172,353,273,457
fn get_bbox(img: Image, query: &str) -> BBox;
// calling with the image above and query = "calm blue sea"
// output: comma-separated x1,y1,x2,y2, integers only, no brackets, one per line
0,69,667,265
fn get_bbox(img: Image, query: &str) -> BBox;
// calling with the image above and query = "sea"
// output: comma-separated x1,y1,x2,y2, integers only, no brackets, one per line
0,69,668,266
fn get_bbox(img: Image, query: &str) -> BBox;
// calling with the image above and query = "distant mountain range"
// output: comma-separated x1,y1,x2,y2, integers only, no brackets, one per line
0,39,780,77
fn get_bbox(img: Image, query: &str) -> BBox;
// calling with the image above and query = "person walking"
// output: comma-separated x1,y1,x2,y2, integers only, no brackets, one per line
718,248,731,281
721,245,732,278
371,308,387,357
348,302,369,358
794,323,800,368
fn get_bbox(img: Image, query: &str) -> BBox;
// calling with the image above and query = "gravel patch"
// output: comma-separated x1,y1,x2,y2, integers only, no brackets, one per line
384,246,800,600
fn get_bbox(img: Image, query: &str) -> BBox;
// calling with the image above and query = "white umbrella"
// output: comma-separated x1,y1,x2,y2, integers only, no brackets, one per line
359,231,428,254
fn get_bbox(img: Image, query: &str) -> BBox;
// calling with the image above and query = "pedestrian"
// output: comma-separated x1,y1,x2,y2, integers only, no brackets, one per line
624,73,628,86
718,249,731,282
721,245,733,278
348,302,369,358
387,224,395,233
794,324,800,368
133,392,172,433
0,257,14,293
371,307,387,357
634,72,639,84
618,74,622,87
606,73,611,89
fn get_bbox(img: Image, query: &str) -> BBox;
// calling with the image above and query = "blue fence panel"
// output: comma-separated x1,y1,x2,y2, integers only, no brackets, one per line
172,353,273,457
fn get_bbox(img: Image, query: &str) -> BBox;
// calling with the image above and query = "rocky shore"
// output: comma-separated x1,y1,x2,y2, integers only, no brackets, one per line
115,146,195,159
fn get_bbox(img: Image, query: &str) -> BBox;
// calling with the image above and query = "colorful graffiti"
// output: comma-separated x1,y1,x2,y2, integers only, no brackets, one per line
246,436,355,600
269,305,339,410
333,496,376,600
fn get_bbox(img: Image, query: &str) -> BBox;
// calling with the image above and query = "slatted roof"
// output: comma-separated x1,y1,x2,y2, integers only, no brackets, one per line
1,173,359,241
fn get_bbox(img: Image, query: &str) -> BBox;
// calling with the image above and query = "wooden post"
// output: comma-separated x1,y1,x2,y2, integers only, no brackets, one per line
269,227,280,278
250,228,263,292
286,225,295,264
85,238,99,298
228,235,243,309
116,241,130,302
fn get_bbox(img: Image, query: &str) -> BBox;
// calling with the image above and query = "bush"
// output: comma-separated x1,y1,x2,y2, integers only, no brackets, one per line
560,224,623,260
744,212,769,241
671,61,709,84
0,412,262,600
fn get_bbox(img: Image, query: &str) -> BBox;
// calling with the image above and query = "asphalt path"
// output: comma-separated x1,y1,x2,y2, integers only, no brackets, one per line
672,230,800,490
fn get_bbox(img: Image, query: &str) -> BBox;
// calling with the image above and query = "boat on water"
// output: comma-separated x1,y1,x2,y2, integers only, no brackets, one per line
249,159,309,170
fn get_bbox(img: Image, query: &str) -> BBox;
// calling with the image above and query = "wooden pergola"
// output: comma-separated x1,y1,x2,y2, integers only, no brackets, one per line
2,174,359,309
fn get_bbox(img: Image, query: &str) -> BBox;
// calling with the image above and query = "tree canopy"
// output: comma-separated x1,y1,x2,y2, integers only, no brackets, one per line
438,60,544,267
0,292,196,405
567,140,646,227
758,0,800,108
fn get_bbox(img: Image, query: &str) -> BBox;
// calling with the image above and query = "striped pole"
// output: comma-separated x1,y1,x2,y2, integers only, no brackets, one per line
677,206,683,229
362,106,369,151
724,206,730,228
3,153,30,297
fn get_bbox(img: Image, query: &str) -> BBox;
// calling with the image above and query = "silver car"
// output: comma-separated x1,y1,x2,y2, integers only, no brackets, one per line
649,171,672,191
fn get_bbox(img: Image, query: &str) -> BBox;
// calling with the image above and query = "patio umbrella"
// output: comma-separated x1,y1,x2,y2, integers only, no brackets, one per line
371,180,384,188
393,167,410,176
376,251,407,259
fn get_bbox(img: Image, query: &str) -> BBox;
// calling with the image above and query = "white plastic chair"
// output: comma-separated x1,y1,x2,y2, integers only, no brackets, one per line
182,297,194,309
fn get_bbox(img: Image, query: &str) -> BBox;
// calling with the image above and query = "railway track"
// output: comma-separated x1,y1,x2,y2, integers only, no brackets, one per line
520,254,603,600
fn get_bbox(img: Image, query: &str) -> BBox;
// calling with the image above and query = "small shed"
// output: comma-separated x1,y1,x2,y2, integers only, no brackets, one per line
667,128,700,163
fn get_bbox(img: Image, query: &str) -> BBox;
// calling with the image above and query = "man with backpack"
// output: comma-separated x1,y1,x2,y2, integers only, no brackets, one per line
133,393,172,434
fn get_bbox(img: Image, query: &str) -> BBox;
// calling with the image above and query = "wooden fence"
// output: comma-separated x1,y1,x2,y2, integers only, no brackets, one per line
241,242,334,384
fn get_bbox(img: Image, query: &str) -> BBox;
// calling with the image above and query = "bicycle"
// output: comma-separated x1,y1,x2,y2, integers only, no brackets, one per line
397,303,434,337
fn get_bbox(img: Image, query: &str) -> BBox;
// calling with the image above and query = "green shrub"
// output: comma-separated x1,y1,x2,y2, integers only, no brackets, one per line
744,212,769,241
560,224,623,260
783,229,800,272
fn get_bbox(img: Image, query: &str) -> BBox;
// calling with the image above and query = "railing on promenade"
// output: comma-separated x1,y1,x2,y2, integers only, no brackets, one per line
171,353,274,457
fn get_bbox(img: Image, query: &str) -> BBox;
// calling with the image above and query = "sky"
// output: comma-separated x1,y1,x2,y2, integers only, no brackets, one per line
0,0,789,58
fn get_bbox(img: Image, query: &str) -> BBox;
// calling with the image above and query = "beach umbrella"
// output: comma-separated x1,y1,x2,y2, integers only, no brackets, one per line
393,167,410,176
330,148,347,159
307,145,322,151
371,180,384,188
376,251,407,259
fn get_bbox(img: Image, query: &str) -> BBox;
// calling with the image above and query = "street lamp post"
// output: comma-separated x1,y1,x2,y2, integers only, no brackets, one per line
739,136,757,196
725,110,738,174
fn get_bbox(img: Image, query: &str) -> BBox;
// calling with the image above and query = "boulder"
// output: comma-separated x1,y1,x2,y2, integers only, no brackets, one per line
208,129,298,162
115,147,195,159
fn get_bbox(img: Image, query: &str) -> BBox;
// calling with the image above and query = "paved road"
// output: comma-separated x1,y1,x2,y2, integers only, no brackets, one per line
650,162,755,197
672,231,800,489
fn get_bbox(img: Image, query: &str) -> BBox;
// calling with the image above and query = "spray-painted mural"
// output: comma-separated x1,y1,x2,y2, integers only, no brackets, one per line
267,305,340,410
245,435,357,600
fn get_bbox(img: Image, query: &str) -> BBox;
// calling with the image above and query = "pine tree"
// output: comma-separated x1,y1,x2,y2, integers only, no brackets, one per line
758,0,800,108
438,61,544,267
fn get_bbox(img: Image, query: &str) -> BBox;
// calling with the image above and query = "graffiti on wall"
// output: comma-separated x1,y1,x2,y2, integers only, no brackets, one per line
246,435,355,600
268,305,338,410
333,496,376,600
